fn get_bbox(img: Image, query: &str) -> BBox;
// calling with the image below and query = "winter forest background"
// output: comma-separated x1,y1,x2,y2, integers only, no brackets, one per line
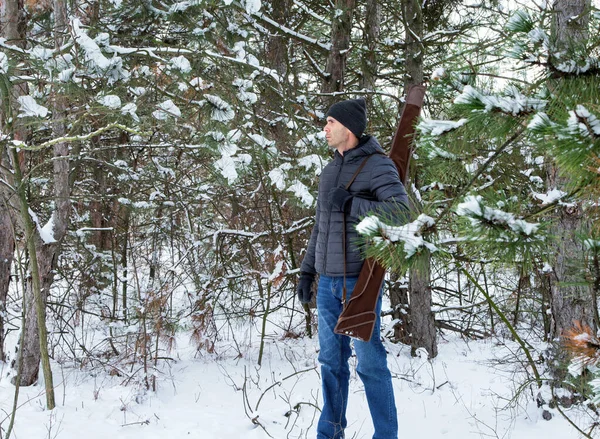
0,0,600,438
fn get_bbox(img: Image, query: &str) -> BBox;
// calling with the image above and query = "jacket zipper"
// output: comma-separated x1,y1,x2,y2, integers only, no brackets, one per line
323,154,346,274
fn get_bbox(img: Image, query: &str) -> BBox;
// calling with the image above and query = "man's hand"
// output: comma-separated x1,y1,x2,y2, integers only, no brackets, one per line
297,272,315,304
328,187,353,212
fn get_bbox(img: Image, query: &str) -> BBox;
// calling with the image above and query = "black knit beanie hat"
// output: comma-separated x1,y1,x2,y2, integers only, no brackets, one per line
326,98,367,139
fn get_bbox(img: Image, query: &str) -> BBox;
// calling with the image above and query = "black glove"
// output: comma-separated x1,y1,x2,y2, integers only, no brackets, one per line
328,187,353,213
297,272,315,304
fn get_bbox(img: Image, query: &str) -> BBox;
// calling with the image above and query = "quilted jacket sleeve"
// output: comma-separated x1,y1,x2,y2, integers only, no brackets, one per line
300,204,319,274
350,156,409,222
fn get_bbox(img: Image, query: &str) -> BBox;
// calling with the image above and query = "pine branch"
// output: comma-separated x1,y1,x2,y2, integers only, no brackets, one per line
523,185,585,220
562,321,600,366
302,49,329,80
8,123,150,151
435,125,526,222
205,50,282,82
249,11,331,54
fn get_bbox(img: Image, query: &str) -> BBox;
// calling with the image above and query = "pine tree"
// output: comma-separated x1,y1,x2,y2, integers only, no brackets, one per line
358,1,600,419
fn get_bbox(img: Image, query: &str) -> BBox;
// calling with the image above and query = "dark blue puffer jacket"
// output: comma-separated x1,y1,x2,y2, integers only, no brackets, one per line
300,135,409,277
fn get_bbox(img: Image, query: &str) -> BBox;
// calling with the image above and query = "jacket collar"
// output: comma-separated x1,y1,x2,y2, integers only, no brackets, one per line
333,135,384,161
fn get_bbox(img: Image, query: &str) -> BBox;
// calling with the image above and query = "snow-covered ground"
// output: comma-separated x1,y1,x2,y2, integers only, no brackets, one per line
0,332,585,439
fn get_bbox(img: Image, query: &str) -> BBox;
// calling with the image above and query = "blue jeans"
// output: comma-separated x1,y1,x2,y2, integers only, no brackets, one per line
316,275,398,439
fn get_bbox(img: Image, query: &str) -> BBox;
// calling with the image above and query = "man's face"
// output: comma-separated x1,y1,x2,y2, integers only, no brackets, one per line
324,116,351,150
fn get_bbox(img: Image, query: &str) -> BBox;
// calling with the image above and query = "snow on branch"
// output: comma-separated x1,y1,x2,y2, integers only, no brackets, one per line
213,228,269,248
213,218,313,251
287,181,314,207
215,155,238,184
527,112,556,133
249,12,331,53
302,48,329,79
356,214,437,258
506,9,534,34
292,0,331,25
422,28,462,43
555,57,600,75
212,135,254,185
417,118,468,136
205,50,281,82
71,18,128,83
297,154,325,175
17,96,49,118
242,0,261,14
29,208,57,244
168,0,204,14
529,105,600,142
153,99,182,120
568,105,600,138
248,133,275,149
584,238,600,251
0,38,28,54
455,85,546,115
282,217,314,235
456,195,539,235
105,45,193,61
205,94,235,122
532,188,567,205
268,163,292,190
416,118,466,160
10,123,150,151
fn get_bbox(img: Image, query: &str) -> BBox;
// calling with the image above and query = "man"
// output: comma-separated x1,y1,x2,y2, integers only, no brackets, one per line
297,97,408,439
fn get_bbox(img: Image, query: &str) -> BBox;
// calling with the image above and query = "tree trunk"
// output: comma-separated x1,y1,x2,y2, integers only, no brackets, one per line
409,251,437,357
321,0,356,106
0,209,14,362
548,203,595,336
400,0,437,358
9,148,56,408
0,0,23,42
551,0,591,45
0,0,26,365
265,0,290,78
402,0,424,92
262,0,292,145
85,132,113,299
547,0,595,339
361,0,380,99
389,276,411,343
15,0,70,399
262,0,316,334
